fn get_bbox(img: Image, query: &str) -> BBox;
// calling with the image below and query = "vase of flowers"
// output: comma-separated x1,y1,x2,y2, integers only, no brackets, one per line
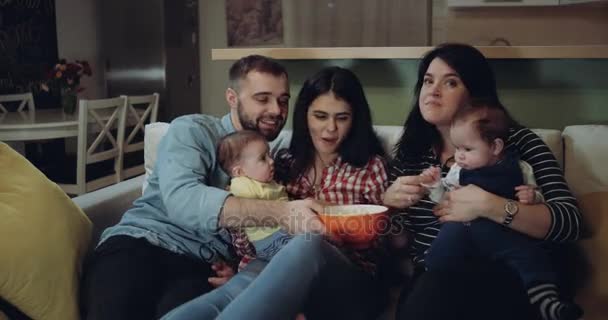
42,59,92,114
60,89,78,114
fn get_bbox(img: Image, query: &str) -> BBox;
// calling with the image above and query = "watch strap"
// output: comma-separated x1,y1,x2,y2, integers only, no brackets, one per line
503,200,518,227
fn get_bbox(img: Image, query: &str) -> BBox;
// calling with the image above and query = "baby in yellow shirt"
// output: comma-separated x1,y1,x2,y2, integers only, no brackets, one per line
162,130,293,319
217,130,290,261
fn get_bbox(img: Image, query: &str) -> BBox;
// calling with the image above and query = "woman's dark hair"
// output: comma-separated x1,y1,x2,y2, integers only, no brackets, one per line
394,43,517,160
278,66,385,183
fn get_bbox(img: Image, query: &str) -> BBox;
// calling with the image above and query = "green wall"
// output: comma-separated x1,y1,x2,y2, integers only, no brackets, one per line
283,59,608,130
204,58,608,130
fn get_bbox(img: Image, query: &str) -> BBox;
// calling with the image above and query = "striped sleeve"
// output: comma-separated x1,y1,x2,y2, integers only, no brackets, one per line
508,127,582,242
388,152,443,265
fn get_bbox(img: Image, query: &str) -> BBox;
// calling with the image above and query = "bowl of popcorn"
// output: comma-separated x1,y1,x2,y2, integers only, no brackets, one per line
319,204,389,248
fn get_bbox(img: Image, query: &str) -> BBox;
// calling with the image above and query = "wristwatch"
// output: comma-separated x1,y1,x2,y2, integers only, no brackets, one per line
503,200,519,227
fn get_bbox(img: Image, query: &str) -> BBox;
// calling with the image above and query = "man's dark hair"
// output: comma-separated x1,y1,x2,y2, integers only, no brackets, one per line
228,55,288,91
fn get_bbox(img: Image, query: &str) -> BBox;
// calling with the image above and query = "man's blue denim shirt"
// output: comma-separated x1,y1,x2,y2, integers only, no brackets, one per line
99,114,237,262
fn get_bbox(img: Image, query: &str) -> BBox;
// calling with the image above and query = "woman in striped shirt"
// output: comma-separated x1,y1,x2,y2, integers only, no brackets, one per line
383,43,582,320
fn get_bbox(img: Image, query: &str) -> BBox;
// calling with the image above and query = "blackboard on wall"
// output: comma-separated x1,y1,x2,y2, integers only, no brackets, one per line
0,0,58,97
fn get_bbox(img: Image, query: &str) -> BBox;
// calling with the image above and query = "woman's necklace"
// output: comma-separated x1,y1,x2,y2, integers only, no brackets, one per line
311,166,319,194
310,154,331,194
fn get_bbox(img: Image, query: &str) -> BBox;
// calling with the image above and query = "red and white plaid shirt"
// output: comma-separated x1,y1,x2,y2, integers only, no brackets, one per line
283,155,387,206
231,153,389,275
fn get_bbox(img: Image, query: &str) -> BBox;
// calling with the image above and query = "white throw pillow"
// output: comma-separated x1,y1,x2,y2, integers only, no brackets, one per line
563,125,608,196
143,122,170,193
374,125,404,159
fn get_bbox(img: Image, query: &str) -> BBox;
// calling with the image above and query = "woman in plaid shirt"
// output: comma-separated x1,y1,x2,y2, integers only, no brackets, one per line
274,66,389,276
271,66,389,318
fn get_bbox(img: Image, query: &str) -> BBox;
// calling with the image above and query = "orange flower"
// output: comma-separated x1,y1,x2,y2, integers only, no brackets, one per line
55,71,62,78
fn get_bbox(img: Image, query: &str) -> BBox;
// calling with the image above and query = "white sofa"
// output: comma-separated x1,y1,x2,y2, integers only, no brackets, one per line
73,123,608,320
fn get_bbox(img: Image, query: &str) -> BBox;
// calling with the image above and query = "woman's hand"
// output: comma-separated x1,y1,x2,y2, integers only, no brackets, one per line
433,184,500,223
208,261,236,288
383,175,433,209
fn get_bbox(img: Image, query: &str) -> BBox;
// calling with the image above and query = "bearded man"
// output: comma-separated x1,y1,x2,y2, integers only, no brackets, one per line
80,55,326,320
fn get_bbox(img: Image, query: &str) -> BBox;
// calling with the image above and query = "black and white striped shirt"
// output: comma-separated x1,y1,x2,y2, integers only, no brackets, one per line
388,126,582,267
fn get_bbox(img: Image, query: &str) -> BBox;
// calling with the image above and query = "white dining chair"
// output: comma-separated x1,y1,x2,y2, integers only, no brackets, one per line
0,93,36,154
56,97,127,196
0,92,35,113
120,93,159,180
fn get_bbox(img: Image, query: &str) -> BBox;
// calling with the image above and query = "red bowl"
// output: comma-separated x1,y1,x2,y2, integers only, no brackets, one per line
318,205,389,248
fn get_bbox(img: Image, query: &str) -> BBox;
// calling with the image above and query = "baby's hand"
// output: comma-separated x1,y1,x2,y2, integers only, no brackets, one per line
420,166,441,186
208,261,235,288
515,185,540,204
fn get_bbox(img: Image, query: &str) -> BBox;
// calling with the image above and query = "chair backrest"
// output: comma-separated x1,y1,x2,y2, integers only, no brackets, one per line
0,93,35,113
120,93,159,180
74,97,127,194
122,93,159,153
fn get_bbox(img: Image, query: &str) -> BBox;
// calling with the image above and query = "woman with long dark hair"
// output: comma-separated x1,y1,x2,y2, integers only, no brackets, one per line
384,43,582,320
276,66,385,199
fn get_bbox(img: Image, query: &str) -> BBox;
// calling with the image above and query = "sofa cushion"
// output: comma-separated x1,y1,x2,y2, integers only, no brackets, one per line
374,125,405,158
563,125,608,197
143,124,565,189
142,123,406,191
0,142,92,320
575,192,608,320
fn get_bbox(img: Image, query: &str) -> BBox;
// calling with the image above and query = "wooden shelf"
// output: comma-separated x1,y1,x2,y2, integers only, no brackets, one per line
212,46,608,60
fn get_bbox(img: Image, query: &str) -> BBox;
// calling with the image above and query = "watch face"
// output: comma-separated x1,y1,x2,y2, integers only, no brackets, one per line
506,201,519,215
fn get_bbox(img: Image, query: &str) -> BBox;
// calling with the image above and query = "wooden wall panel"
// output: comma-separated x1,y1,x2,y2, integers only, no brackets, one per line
282,0,430,47
433,0,608,45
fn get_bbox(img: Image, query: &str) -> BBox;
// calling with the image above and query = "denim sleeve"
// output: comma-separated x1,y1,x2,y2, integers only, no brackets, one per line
156,118,231,234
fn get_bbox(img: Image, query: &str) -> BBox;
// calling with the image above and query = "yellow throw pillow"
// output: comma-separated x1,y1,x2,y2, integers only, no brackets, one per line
575,192,608,320
0,142,92,320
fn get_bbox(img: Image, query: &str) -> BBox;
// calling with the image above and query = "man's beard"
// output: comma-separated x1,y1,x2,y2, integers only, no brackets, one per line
237,102,284,141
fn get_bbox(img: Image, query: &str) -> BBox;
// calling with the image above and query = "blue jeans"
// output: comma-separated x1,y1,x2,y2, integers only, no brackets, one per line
161,259,267,320
426,219,556,286
161,230,292,319
253,229,292,260
162,233,383,320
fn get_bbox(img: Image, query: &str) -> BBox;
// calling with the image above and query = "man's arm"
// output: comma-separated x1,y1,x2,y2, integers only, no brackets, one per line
155,118,231,234
219,197,327,235
156,117,327,235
